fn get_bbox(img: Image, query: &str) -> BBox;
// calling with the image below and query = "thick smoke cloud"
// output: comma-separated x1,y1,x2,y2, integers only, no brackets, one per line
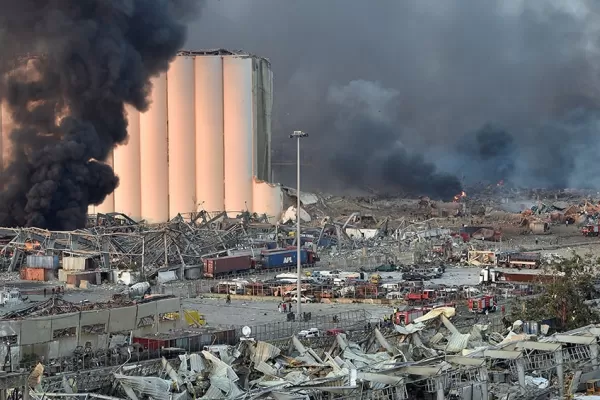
187,0,600,195
0,0,200,230
327,80,461,198
441,110,600,189
452,124,518,185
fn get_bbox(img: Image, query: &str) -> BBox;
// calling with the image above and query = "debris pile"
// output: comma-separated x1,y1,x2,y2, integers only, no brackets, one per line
20,304,600,399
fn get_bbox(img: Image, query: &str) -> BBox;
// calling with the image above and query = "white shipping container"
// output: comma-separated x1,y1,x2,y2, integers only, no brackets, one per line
62,257,90,271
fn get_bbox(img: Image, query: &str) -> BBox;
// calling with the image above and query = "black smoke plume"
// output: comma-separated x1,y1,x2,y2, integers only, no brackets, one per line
441,109,600,188
325,80,461,199
453,124,518,184
0,0,200,230
188,1,600,193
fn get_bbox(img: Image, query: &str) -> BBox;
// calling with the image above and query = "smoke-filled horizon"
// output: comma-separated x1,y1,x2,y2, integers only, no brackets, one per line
187,0,600,197
0,0,200,230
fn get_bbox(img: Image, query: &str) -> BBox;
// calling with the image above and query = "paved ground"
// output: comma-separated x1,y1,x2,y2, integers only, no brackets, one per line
182,297,389,328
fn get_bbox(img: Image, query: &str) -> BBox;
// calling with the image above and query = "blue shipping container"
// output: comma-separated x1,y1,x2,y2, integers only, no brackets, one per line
263,249,308,268
26,255,60,269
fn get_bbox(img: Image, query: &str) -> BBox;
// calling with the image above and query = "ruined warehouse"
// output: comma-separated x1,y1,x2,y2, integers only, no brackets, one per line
0,297,184,368
0,49,284,224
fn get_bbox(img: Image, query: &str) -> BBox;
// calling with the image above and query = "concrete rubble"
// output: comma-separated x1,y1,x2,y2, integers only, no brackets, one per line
21,306,600,399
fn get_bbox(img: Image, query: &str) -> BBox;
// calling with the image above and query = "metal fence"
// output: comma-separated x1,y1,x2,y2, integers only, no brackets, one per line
236,309,368,342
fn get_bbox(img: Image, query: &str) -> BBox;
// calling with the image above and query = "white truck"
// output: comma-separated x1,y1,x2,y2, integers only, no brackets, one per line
0,288,26,306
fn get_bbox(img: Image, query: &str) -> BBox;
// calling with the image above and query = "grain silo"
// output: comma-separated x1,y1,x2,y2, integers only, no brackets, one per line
113,106,142,221
0,50,282,224
91,49,281,223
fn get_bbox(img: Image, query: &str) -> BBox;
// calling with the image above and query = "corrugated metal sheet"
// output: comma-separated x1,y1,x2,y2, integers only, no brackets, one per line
251,341,281,364
188,353,206,373
26,255,59,269
114,374,172,400
445,333,470,353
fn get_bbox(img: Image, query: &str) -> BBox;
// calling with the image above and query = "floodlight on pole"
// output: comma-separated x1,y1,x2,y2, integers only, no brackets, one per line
289,130,308,319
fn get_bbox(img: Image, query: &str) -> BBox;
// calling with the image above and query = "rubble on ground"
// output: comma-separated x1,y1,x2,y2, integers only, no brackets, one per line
29,306,600,399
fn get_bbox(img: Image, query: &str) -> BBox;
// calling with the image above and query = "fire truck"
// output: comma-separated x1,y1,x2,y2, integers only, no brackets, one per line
468,295,497,314
393,308,425,325
404,289,437,304
582,224,600,237
497,252,541,269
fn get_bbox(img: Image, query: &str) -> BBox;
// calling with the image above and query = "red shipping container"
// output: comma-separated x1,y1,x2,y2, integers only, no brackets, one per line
203,255,251,278
20,267,53,282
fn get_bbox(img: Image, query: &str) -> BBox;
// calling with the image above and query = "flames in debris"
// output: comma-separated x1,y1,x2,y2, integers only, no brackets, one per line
0,1,200,230
453,191,466,203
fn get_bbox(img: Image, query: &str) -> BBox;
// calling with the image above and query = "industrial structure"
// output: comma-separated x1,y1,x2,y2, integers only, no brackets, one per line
95,49,281,223
0,50,284,224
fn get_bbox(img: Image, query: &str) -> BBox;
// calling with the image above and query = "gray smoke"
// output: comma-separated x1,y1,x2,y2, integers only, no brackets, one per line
451,124,518,185
326,80,461,198
0,0,200,230
440,110,600,188
187,0,600,195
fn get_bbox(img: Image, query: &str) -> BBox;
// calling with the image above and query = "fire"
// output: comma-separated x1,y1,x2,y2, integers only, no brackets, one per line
453,191,467,202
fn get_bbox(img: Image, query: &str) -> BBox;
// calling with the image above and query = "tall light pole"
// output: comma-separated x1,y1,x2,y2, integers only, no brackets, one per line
290,130,308,319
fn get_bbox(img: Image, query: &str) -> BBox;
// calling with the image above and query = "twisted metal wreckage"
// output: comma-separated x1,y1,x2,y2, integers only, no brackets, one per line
0,211,401,275
0,212,280,274
14,306,600,400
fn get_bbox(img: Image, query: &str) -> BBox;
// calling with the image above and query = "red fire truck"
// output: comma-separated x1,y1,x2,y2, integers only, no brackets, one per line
582,225,600,237
405,289,437,304
393,308,425,325
468,295,497,314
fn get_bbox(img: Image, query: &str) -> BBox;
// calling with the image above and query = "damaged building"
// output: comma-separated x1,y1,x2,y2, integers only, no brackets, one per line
0,306,593,399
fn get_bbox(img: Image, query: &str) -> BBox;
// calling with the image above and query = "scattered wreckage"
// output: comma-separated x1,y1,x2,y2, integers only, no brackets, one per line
22,305,600,399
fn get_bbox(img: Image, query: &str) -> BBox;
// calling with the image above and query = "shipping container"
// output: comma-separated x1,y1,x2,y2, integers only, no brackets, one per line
261,247,287,255
65,271,99,286
26,255,59,269
203,255,252,278
262,249,309,269
132,336,169,351
62,257,93,271
20,267,54,282
133,332,209,352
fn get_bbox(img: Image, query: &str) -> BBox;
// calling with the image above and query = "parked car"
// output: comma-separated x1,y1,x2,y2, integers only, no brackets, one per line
297,328,320,338
292,295,315,303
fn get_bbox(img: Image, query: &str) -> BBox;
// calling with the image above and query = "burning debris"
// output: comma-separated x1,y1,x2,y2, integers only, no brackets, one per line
453,191,467,203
